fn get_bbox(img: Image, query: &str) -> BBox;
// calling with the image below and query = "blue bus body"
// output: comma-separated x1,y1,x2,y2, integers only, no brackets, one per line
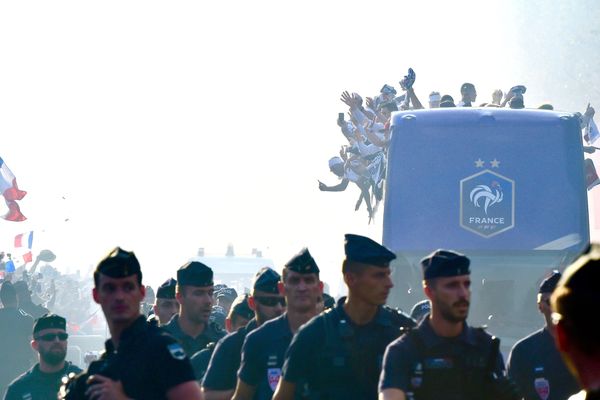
383,108,589,344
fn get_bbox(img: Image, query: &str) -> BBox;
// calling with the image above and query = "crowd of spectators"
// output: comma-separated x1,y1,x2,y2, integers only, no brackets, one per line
319,68,597,221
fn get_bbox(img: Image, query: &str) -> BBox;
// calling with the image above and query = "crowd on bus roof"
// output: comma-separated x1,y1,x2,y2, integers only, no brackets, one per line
318,68,597,222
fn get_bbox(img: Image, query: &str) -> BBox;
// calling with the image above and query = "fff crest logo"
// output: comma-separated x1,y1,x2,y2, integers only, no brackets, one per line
460,159,515,238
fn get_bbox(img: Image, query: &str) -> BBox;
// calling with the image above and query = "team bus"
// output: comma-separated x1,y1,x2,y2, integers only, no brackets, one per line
383,108,589,348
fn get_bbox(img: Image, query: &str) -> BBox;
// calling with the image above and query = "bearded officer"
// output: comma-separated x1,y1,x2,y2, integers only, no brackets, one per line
379,249,519,400
4,314,81,400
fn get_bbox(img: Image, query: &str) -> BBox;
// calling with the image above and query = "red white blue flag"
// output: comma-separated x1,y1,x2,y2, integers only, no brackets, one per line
14,231,34,249
0,156,27,221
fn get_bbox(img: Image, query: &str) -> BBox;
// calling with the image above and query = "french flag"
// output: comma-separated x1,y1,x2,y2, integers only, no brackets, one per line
15,231,34,263
0,156,27,222
15,231,34,249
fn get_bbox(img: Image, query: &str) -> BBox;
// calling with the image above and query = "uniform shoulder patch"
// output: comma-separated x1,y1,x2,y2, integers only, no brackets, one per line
167,343,186,360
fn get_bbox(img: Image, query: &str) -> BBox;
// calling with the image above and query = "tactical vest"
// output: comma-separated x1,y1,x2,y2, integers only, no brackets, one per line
307,307,403,400
405,327,499,400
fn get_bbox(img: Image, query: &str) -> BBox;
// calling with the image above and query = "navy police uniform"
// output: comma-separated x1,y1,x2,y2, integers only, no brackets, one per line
201,319,258,389
5,363,81,400
4,314,81,400
165,314,225,357
283,297,414,399
379,249,518,400
164,261,225,357
238,249,319,400
202,267,281,393
507,272,579,400
62,316,196,400
60,247,197,400
238,314,294,399
281,234,414,400
192,293,254,381
380,315,505,400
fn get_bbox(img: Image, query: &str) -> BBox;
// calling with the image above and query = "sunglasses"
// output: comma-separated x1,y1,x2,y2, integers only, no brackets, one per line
35,333,69,341
254,296,286,307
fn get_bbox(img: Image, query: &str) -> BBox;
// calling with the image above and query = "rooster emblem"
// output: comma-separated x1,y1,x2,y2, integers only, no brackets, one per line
469,181,503,215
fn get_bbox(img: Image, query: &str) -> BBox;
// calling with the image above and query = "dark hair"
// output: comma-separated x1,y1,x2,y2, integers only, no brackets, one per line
439,100,456,108
509,96,525,109
552,248,600,355
342,259,368,274
538,103,554,110
440,94,454,103
460,83,475,93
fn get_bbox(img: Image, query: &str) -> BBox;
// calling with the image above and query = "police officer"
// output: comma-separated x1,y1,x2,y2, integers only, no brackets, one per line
273,234,414,400
164,261,225,357
233,249,322,400
551,244,600,400
151,278,179,326
508,271,579,400
4,314,81,400
379,249,519,400
201,267,284,400
191,294,254,381
60,247,201,399
0,281,34,396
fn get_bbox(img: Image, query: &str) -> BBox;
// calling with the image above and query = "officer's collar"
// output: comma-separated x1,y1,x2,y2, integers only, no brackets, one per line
105,315,147,352
168,313,222,341
419,315,476,347
335,296,392,327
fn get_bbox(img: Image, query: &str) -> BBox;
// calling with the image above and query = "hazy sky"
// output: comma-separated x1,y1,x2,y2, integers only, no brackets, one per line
1,0,598,290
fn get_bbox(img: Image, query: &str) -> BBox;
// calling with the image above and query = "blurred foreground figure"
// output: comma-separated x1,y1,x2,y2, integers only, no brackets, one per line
551,245,600,400
507,271,579,400
60,247,202,400
4,314,81,400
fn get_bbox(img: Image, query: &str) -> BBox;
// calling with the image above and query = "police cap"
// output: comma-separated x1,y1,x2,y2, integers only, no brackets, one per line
177,261,213,287
285,248,320,274
344,234,396,267
421,249,470,280
156,278,177,299
230,294,254,320
34,313,66,334
95,247,142,281
252,267,281,294
539,271,561,294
